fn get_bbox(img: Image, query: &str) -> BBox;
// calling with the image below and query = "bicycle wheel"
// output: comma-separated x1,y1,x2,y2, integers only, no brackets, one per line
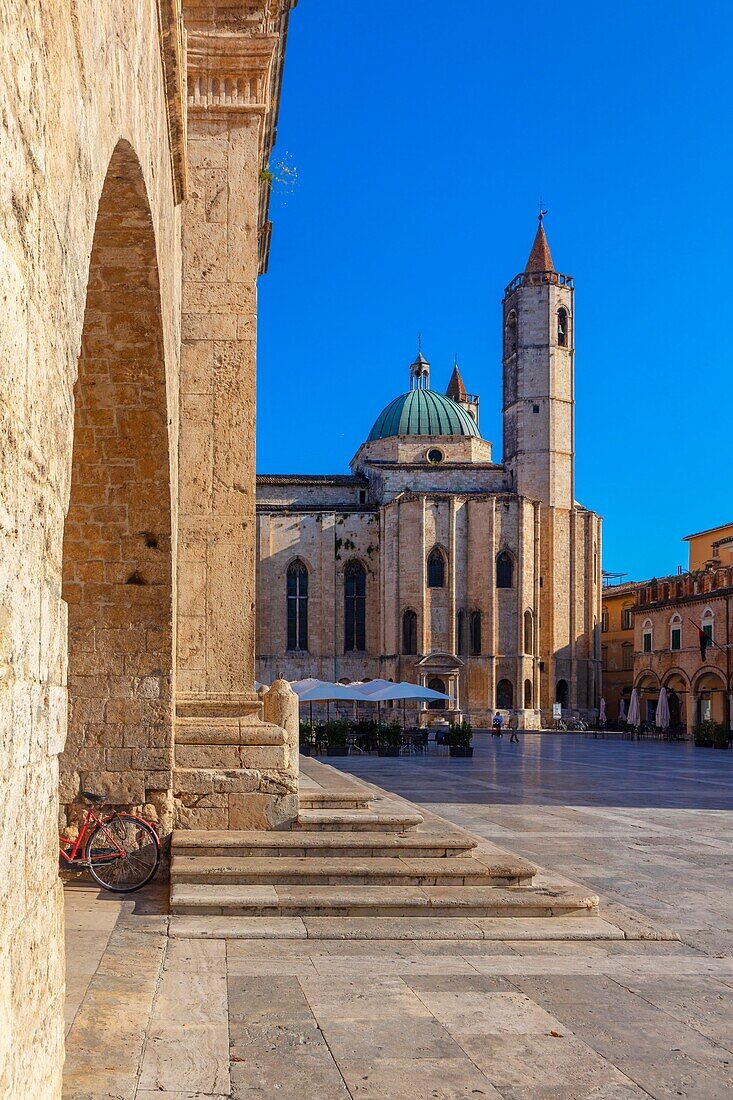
86,814,160,892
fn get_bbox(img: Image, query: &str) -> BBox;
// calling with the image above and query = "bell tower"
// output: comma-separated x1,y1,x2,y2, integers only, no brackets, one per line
502,214,574,509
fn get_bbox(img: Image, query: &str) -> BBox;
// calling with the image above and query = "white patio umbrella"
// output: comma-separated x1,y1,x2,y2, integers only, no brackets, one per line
626,689,641,728
655,686,670,730
365,681,452,729
289,677,323,695
599,698,607,724
293,679,367,722
353,678,395,695
618,698,627,722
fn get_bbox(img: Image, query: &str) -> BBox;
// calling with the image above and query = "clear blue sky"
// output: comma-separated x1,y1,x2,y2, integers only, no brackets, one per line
258,1,732,582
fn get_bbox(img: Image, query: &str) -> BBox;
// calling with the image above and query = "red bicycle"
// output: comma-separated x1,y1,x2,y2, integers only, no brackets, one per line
59,791,160,892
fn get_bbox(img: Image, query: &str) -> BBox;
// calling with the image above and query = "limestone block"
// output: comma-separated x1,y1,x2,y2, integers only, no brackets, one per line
229,791,298,830
81,770,146,805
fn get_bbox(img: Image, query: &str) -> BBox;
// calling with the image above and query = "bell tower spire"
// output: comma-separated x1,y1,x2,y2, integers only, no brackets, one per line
501,215,574,508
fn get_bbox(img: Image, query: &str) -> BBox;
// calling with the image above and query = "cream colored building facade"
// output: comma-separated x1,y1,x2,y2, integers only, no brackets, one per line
257,223,603,727
1,2,298,1094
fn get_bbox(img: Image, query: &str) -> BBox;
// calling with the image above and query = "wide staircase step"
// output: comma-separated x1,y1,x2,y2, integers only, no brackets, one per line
169,914,625,941
171,829,478,859
294,808,423,832
170,882,599,918
298,790,373,809
170,854,535,887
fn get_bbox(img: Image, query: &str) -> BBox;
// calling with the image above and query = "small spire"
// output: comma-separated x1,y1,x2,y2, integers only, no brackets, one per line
446,358,467,402
410,339,430,390
525,208,554,273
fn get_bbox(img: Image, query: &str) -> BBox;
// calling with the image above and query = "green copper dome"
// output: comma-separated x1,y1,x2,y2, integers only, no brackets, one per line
367,388,481,442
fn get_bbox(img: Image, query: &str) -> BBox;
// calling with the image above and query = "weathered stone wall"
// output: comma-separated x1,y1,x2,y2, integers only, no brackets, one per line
0,0,182,1093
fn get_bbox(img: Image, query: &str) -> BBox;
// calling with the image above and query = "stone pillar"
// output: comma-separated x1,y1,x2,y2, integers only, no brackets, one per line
263,679,299,775
174,14,298,829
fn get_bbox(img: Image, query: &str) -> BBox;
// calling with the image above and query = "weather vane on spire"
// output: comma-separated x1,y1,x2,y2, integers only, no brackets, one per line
417,331,422,355
538,198,547,224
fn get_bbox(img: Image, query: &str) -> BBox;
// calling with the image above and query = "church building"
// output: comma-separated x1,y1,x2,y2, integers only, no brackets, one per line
256,222,602,726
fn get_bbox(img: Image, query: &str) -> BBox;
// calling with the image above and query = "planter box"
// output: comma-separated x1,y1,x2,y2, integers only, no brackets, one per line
326,745,350,757
714,742,730,750
449,745,474,758
694,740,713,748
377,746,400,757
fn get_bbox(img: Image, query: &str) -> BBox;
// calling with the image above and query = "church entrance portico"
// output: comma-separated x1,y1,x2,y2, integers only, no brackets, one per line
416,652,464,725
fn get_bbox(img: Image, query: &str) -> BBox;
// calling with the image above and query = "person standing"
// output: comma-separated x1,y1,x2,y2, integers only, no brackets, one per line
492,712,503,737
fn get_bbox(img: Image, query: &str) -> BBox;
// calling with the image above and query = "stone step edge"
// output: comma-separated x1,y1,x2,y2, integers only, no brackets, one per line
168,914,625,941
171,829,473,850
170,856,534,885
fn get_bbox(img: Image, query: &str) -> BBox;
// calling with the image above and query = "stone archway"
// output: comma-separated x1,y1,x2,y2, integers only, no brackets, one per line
59,141,174,835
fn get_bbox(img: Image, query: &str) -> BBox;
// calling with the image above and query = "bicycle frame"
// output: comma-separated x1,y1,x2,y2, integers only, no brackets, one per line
59,808,127,867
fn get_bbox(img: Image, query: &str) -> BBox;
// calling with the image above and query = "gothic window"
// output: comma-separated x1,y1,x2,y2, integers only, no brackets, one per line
702,608,714,644
402,609,417,655
427,547,446,588
557,307,569,347
470,611,482,655
670,614,682,652
505,310,517,356
496,678,513,709
524,609,533,653
456,609,466,655
344,561,366,652
642,618,653,653
524,678,533,707
496,551,513,589
555,679,569,707
428,676,446,710
286,559,308,652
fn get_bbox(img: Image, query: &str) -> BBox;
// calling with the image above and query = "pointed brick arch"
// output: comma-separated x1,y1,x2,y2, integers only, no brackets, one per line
60,141,174,833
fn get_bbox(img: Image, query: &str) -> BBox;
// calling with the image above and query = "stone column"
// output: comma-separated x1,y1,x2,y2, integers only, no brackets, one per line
174,20,298,829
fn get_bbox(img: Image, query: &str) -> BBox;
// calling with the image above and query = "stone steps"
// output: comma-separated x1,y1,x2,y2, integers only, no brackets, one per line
298,790,373,810
293,808,423,832
171,829,478,859
169,914,625,941
170,883,599,918
170,854,534,887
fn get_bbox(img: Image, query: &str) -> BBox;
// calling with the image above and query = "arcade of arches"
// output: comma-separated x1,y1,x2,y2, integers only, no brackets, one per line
0,2,297,1095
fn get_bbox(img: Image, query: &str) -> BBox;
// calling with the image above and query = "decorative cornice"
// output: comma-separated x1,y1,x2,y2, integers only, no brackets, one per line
186,31,278,112
156,0,188,204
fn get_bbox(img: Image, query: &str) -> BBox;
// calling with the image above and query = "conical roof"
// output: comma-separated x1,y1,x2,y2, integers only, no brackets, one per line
525,221,554,273
445,363,467,401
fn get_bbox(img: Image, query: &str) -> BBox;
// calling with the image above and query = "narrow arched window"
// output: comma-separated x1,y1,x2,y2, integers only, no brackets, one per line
496,678,513,709
524,609,533,653
344,561,366,652
496,551,513,589
557,307,569,347
427,547,445,588
286,559,308,651
470,611,482,655
402,609,417,655
524,678,532,707
428,676,446,710
456,609,466,655
670,614,682,652
556,679,568,707
505,310,517,356
642,618,653,654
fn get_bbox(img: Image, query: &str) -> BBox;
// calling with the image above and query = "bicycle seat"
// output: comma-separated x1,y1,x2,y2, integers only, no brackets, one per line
81,791,106,804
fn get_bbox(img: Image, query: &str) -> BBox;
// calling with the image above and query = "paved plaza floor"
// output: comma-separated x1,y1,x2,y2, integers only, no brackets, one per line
63,735,733,1099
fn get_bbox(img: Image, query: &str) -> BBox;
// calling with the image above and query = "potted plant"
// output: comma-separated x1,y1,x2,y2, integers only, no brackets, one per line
377,722,402,757
693,720,715,748
325,719,351,757
448,720,473,758
713,722,730,751
299,720,314,757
